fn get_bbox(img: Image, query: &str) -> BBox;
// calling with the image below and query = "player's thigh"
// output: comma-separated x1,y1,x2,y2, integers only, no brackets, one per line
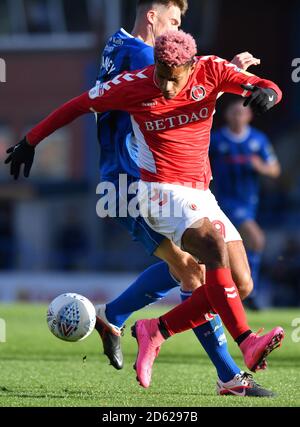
227,240,253,300
239,220,266,252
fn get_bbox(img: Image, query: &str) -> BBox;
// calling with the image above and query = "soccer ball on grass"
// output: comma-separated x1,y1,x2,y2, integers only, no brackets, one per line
47,293,96,342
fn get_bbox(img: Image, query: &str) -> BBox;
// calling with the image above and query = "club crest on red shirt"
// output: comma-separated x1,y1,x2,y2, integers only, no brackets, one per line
191,85,206,102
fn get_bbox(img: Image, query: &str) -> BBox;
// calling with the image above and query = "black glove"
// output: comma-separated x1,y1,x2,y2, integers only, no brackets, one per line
5,137,35,180
241,84,278,115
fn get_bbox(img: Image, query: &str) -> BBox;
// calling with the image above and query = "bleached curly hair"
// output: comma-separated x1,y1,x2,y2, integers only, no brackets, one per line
155,30,197,67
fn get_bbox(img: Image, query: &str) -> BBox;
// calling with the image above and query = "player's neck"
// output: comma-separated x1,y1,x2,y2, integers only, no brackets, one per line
132,22,155,47
227,125,247,136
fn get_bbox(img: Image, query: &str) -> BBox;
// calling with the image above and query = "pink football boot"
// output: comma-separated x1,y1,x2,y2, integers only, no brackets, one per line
240,327,284,372
131,319,165,388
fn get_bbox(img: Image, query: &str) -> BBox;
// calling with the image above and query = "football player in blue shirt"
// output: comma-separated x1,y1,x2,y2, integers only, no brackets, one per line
92,0,274,396
210,99,281,310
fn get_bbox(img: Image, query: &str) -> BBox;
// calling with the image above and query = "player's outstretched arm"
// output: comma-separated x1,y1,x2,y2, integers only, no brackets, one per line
4,92,96,180
4,91,98,179
4,77,132,180
251,155,281,178
4,68,143,180
217,59,282,115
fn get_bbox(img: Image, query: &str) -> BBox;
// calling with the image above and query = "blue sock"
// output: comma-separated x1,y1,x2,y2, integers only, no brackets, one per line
106,262,179,328
180,290,240,383
247,250,262,294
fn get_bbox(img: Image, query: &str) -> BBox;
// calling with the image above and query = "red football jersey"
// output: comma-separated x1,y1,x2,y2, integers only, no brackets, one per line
27,56,282,187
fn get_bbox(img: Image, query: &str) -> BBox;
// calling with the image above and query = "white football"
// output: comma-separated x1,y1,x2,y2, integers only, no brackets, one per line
47,293,96,342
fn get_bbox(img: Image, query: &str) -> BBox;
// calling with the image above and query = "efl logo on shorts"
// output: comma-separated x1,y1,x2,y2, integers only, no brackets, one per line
0,319,6,343
0,58,6,83
191,85,206,102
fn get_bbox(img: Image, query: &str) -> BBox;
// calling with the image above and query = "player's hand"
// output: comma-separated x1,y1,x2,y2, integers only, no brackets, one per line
231,52,261,71
5,137,35,180
241,84,278,115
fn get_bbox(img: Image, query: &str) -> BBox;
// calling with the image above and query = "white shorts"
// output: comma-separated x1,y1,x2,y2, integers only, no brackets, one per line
138,181,242,248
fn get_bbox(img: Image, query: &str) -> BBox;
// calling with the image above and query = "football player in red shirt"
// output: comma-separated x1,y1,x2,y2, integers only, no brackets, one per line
5,30,284,390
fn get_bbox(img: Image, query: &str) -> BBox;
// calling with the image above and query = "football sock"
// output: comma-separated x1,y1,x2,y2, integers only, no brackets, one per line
160,286,213,334
204,269,252,340
160,268,251,341
180,290,240,382
105,262,178,328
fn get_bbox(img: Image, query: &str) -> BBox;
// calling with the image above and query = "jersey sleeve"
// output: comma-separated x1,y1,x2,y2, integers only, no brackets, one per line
258,134,278,164
27,71,144,146
212,57,282,103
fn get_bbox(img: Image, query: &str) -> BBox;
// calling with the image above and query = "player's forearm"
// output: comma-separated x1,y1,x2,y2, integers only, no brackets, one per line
252,157,281,177
243,76,282,104
27,92,93,146
222,69,282,105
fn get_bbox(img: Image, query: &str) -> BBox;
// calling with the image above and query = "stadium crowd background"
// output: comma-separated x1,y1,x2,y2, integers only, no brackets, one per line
0,0,299,307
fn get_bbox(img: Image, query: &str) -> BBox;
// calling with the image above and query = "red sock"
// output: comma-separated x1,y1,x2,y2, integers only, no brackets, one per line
205,268,250,340
160,286,213,336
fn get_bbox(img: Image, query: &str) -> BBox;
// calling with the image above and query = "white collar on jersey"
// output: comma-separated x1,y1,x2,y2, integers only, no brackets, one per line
120,28,134,38
222,126,251,143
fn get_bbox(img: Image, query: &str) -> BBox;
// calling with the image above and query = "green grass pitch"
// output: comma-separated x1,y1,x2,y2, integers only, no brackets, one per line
0,304,299,407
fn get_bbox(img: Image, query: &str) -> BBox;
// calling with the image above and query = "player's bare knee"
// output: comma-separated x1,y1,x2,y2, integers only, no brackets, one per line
182,223,228,268
203,232,226,265
181,259,204,292
238,274,254,300
172,254,204,291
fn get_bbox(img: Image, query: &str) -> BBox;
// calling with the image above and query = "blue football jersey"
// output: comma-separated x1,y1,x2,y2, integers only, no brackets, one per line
210,126,277,206
96,28,154,180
